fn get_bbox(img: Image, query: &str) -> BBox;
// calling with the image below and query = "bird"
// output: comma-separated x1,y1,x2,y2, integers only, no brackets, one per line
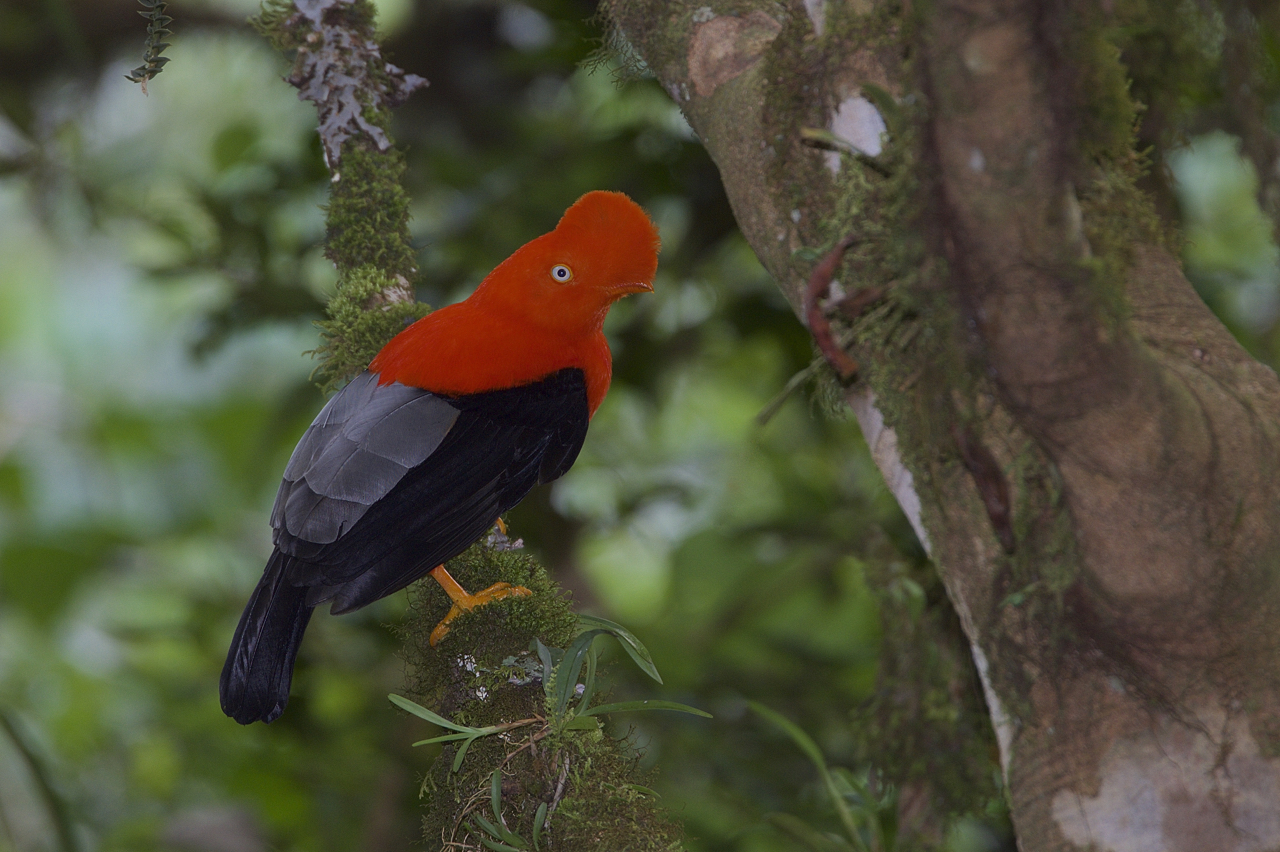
219,190,660,725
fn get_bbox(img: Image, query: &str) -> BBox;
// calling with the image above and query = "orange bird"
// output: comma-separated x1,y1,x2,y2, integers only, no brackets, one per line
220,191,660,724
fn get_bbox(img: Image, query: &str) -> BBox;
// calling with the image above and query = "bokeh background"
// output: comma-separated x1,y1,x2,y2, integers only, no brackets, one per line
1,1,1276,850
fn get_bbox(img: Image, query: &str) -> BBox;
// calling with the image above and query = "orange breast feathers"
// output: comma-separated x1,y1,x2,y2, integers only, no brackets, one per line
368,191,660,416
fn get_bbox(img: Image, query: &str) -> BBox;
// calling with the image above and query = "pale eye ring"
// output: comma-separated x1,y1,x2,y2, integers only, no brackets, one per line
550,264,573,283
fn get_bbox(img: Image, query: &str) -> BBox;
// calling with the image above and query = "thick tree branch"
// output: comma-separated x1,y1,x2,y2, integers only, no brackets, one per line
609,0,1280,849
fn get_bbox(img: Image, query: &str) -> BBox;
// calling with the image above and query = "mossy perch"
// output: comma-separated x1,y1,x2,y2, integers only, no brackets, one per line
254,0,430,390
401,543,686,851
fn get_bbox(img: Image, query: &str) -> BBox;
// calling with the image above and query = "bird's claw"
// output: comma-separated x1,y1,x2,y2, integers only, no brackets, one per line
428,581,533,646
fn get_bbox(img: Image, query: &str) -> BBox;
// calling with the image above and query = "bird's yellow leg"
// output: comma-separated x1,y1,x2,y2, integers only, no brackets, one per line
427,563,531,647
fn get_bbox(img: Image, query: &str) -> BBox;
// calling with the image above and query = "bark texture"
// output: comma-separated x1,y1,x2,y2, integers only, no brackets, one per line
606,0,1280,849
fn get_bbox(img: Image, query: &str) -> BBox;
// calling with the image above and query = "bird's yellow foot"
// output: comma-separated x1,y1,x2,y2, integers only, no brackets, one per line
427,564,531,646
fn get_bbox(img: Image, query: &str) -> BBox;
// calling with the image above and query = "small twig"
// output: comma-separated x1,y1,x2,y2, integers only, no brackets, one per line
804,235,861,382
497,721,553,770
0,710,81,852
835,285,886,321
547,756,571,818
800,128,892,177
757,358,823,426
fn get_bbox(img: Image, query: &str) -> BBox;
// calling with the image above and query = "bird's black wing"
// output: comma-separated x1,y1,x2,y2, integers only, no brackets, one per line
221,367,589,723
273,367,590,613
269,371,462,547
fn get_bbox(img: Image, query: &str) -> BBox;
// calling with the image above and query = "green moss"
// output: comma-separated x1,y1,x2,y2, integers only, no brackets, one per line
853,556,1001,821
324,141,418,278
311,265,429,389
400,541,684,851
402,542,578,706
251,0,308,52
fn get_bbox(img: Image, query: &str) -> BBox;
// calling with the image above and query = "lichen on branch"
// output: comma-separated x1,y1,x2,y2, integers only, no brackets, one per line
254,0,429,385
254,0,427,169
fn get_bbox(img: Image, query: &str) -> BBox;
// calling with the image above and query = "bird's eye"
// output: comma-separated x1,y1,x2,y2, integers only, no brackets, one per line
550,264,573,283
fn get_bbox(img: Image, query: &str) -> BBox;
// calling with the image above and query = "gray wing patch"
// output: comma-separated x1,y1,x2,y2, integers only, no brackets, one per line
269,372,460,546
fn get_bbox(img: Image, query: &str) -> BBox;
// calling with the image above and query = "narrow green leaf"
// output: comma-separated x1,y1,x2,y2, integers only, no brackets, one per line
389,694,485,734
532,802,548,851
534,639,555,702
748,701,825,766
859,82,900,122
765,813,853,852
471,812,527,848
583,700,711,718
574,646,597,717
749,702,866,850
490,769,503,824
452,735,480,773
624,783,661,799
577,614,662,683
411,732,475,747
476,835,526,852
554,629,608,717
562,715,601,731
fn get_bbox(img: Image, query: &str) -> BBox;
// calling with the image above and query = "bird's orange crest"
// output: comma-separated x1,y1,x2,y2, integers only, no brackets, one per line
370,191,660,415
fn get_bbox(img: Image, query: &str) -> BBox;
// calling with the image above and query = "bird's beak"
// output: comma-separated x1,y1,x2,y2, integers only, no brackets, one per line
608,280,654,299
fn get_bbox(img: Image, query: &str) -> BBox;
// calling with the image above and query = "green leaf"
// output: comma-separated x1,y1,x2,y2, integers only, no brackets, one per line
452,735,480,773
859,83,900,122
411,731,476,747
765,813,854,852
574,645,598,717
624,783,661,799
389,694,485,735
562,715,601,731
471,812,527,849
532,802,548,851
476,836,526,852
583,700,711,718
577,614,662,683
554,629,609,717
748,701,825,766
749,702,866,851
534,639,556,702
490,769,503,824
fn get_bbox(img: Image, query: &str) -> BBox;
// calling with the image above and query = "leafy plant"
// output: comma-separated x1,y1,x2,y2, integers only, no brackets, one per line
391,614,708,771
393,615,707,849
124,0,173,93
750,701,898,852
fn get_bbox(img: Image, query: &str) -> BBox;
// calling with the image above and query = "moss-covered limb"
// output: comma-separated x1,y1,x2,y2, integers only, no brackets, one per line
611,0,1280,848
400,542,685,851
310,265,428,391
254,0,427,385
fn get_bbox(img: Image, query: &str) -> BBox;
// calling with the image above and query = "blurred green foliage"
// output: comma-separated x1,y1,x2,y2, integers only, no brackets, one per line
0,1,1275,851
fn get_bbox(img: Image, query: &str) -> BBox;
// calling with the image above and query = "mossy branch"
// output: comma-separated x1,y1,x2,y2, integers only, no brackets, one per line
399,541,690,852
254,0,429,388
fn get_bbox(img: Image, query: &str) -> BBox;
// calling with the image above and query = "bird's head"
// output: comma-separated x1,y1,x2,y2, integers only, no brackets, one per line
476,190,660,333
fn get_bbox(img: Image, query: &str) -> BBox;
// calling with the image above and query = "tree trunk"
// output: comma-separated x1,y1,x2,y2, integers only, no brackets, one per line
604,0,1280,849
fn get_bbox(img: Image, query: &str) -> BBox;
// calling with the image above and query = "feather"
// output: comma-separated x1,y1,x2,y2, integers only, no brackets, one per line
220,368,589,723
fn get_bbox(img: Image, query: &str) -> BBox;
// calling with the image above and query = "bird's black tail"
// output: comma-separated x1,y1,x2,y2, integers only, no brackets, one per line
219,550,314,724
